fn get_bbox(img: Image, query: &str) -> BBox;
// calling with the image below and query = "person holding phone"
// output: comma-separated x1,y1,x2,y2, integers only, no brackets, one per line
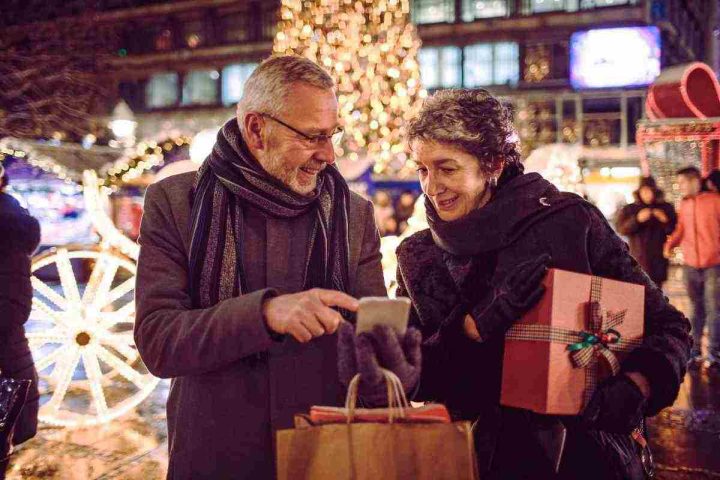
615,176,676,288
392,89,691,479
134,56,417,480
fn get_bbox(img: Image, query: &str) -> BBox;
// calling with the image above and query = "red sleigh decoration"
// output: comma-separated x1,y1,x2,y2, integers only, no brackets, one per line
646,62,720,120
638,62,720,177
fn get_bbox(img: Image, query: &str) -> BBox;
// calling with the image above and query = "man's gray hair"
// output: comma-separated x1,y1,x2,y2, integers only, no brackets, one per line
236,55,335,132
407,89,521,176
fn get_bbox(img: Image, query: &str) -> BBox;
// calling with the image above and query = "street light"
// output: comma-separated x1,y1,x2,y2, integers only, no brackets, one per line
109,101,137,146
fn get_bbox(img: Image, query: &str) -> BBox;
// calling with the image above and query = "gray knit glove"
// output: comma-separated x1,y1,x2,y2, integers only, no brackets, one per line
337,321,421,407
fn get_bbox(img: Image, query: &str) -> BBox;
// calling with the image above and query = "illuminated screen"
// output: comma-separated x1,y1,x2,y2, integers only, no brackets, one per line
570,27,661,89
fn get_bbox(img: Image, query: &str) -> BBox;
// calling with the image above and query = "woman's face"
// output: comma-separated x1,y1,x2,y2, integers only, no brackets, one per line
412,140,495,222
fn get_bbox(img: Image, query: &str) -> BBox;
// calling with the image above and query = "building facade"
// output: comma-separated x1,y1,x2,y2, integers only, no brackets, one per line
1,0,717,157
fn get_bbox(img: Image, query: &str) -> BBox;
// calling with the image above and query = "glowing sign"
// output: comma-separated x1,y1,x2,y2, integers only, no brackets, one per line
570,27,661,89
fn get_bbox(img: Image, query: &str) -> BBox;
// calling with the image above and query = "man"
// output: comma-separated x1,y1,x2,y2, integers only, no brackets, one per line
135,56,417,479
665,166,720,368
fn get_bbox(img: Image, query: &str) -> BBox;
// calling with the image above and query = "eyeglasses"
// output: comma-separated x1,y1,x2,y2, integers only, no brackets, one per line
261,113,344,147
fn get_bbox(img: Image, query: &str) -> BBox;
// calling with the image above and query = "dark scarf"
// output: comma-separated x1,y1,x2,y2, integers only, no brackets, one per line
188,118,351,308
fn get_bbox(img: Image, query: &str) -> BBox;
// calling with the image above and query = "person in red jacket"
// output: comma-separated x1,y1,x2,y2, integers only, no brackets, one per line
664,166,720,368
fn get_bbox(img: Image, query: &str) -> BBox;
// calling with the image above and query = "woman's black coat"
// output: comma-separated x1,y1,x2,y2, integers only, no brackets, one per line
396,173,691,479
616,200,676,285
0,193,40,444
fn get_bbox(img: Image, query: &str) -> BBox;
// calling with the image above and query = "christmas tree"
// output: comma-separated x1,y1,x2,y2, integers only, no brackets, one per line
273,0,426,177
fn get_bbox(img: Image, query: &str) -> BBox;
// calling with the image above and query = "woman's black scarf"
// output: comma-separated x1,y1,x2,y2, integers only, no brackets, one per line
188,118,351,308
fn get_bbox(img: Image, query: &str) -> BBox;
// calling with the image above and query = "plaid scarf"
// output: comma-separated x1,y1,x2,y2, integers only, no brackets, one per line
188,118,351,308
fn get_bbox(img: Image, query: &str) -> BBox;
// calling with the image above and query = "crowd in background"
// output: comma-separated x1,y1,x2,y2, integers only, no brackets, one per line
616,167,720,370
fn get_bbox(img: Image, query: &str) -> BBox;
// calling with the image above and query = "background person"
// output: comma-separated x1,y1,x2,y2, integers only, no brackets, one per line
665,166,720,369
0,167,40,477
616,176,676,287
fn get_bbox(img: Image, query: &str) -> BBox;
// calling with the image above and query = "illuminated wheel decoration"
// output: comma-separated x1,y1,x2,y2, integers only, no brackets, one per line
27,245,158,428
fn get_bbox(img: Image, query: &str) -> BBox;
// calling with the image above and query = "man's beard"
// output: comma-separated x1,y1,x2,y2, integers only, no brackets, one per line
262,151,324,196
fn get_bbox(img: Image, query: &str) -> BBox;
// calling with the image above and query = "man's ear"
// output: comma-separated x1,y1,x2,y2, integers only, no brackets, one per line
242,113,266,150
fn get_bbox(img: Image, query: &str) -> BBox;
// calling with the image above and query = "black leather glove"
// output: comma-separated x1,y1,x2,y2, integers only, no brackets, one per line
469,254,551,341
337,322,421,406
582,374,647,434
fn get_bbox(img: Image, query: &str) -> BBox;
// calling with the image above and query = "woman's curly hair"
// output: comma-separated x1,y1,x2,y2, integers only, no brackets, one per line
407,89,521,177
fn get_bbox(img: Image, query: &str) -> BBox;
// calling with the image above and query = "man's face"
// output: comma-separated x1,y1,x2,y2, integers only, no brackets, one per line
257,84,339,196
678,174,701,197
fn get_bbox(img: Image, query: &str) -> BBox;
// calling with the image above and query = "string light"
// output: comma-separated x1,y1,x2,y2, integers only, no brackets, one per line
101,136,191,188
0,139,75,182
83,170,140,259
273,0,426,177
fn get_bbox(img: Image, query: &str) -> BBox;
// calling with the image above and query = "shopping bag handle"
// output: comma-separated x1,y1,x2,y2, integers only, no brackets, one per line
345,369,410,423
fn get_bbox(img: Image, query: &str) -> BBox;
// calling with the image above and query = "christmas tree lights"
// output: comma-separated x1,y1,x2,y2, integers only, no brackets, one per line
273,0,426,177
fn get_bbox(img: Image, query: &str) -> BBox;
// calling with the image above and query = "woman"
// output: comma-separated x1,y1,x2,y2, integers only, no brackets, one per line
616,177,676,287
394,89,691,479
0,170,40,476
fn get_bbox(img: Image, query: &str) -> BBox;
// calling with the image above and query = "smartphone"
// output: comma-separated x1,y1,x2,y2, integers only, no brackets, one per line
355,297,411,335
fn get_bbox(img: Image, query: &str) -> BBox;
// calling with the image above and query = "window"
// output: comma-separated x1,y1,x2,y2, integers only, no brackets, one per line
412,0,455,24
462,0,510,21
580,0,637,8
182,70,219,106
145,73,179,108
261,6,278,39
464,42,519,87
493,43,520,85
523,0,578,13
222,12,250,43
419,46,461,89
222,63,258,106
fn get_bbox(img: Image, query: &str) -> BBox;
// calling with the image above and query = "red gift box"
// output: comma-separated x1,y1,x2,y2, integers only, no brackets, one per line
500,269,644,415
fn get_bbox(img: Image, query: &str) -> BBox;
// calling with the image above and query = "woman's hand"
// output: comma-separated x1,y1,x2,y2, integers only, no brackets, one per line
468,254,551,342
337,322,421,406
582,373,649,433
463,314,481,341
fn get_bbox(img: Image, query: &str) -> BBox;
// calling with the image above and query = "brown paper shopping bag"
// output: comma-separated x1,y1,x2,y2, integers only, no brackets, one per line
276,370,479,480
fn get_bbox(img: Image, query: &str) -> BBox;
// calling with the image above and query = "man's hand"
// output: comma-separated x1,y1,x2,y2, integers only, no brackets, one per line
652,209,669,224
663,245,673,259
637,208,652,223
263,288,359,343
